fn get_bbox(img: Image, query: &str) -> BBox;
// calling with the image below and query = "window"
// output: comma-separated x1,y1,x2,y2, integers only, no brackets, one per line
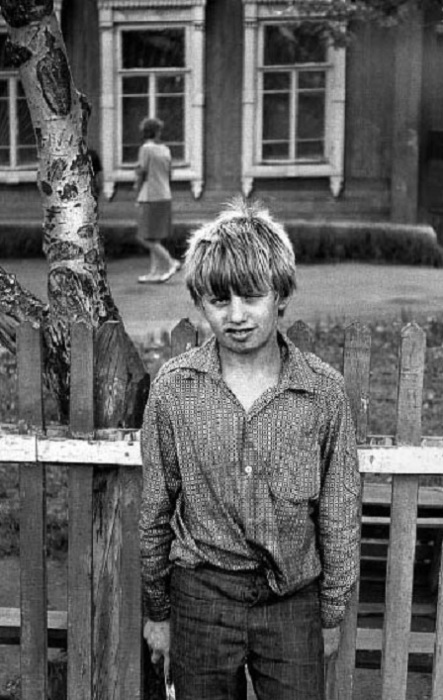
242,2,346,197
98,1,206,200
260,23,327,162
0,32,37,176
120,28,187,164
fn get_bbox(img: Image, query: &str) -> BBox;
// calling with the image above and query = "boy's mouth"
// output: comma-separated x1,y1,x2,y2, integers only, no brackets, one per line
225,327,254,339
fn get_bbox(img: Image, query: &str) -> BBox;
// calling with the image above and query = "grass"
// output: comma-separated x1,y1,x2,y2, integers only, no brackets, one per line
1,313,443,557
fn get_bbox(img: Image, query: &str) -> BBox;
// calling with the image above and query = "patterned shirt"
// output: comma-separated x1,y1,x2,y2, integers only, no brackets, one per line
140,333,361,628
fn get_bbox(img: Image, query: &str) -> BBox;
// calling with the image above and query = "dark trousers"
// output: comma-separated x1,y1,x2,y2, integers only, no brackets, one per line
170,565,325,700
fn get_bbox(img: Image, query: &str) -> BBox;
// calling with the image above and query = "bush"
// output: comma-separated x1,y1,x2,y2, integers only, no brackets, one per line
1,220,442,266
286,220,443,267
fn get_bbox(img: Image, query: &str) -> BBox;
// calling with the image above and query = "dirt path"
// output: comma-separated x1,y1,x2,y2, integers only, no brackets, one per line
2,258,443,342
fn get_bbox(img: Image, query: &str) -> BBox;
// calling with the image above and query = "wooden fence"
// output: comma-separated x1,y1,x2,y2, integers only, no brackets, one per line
1,318,443,700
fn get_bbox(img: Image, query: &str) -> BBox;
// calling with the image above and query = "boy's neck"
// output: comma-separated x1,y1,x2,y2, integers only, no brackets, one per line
218,335,282,411
218,334,281,377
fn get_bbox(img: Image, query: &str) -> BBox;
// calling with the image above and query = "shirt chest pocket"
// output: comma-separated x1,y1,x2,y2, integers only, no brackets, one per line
269,438,321,504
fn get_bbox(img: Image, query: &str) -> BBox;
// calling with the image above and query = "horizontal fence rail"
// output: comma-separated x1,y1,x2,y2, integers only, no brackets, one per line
2,434,443,472
0,318,443,700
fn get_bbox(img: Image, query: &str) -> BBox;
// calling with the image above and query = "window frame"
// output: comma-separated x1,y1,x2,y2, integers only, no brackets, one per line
98,1,206,200
117,23,190,168
241,1,346,197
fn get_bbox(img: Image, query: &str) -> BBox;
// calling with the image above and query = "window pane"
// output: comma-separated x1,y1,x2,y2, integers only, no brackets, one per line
157,75,184,94
297,140,324,159
0,33,7,71
263,72,290,91
169,144,184,160
123,76,149,95
157,95,184,160
262,142,289,160
297,90,325,159
122,95,149,163
157,96,183,140
0,78,8,99
122,29,185,69
17,82,37,164
0,79,10,165
122,74,150,163
264,23,326,65
263,93,289,142
299,71,325,90
17,146,37,164
297,92,325,141
17,93,37,164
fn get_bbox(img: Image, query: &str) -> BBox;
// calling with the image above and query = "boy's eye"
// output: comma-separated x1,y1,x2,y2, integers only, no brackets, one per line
208,297,229,307
244,293,266,302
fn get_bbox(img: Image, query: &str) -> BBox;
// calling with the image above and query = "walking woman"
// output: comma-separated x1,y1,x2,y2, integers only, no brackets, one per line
134,117,181,283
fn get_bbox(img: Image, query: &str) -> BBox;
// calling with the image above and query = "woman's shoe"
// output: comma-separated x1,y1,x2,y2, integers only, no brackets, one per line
138,273,165,284
159,260,181,283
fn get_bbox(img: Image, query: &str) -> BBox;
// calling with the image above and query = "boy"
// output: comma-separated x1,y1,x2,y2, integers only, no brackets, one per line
140,200,361,700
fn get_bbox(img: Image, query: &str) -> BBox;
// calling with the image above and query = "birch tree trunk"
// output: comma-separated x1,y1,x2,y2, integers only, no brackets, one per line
0,0,149,427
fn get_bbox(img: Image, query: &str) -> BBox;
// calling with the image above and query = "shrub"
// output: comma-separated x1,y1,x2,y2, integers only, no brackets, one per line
286,220,443,267
1,220,442,266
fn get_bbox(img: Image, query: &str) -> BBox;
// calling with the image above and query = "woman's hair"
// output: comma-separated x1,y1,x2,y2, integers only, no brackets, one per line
184,198,296,304
139,117,164,140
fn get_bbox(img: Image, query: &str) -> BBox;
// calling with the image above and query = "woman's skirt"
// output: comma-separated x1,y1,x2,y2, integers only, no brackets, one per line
137,200,172,241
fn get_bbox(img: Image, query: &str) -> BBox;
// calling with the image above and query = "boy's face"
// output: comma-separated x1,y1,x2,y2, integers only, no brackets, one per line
199,290,289,356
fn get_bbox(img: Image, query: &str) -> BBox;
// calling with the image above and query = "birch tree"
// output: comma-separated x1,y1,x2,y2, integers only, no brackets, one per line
0,0,149,428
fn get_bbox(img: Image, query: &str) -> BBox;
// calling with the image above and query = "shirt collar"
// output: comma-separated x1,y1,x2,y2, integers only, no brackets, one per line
178,332,316,394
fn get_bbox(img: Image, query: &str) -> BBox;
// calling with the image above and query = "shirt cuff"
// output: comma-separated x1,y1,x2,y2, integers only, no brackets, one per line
320,600,346,629
142,581,171,622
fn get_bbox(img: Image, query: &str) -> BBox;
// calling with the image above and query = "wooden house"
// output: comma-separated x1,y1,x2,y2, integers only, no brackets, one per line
1,0,443,231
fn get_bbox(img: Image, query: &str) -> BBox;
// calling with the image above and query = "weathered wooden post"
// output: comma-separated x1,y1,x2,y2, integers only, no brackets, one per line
17,322,47,700
382,323,426,700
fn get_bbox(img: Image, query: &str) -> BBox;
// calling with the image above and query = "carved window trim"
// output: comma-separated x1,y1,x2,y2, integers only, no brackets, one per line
241,1,346,198
98,0,206,200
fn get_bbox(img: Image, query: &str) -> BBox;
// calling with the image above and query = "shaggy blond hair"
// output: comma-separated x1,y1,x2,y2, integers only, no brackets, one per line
184,198,296,304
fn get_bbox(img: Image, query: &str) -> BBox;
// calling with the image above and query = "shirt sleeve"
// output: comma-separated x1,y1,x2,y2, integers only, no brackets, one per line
139,379,181,621
318,384,362,628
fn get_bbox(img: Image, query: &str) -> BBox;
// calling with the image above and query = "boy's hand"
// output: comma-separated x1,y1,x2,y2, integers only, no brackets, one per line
322,626,341,657
144,619,171,674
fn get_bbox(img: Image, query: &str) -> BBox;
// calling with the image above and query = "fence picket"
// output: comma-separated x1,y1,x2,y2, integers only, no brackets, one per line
382,323,426,700
68,321,94,699
119,465,143,699
330,322,371,700
433,550,443,700
17,322,47,700
287,319,315,352
92,467,122,698
92,330,142,699
171,318,198,357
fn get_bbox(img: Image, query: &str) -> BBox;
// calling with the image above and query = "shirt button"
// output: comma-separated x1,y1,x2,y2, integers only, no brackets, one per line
245,466,253,475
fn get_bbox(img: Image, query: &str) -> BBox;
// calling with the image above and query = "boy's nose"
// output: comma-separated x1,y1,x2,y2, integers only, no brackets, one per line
227,296,247,323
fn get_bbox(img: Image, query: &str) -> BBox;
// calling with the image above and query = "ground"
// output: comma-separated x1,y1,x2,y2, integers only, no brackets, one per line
1,258,443,699
3,257,443,339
